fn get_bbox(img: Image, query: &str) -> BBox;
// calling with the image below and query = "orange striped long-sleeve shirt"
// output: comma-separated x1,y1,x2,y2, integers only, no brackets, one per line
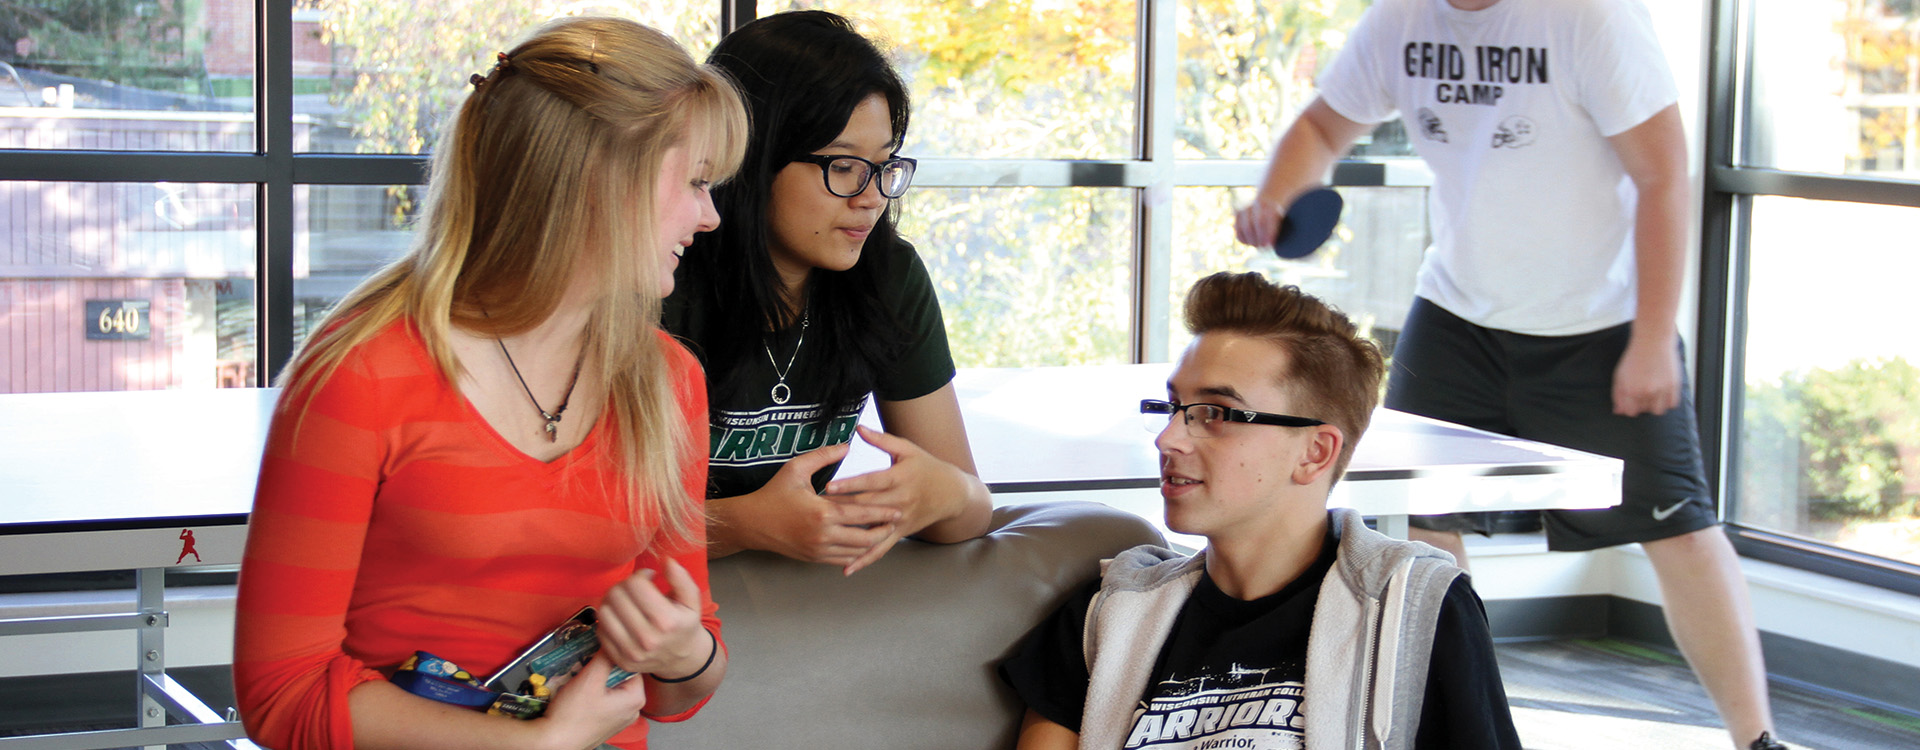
233,321,716,750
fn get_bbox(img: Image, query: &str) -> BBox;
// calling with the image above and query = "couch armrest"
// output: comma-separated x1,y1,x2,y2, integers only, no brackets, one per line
647,500,1165,749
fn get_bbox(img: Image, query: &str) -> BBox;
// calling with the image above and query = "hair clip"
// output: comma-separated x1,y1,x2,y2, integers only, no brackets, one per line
469,73,486,87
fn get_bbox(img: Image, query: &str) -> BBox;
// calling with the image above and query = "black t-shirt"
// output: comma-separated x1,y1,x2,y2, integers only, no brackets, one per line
664,239,956,499
999,531,1521,749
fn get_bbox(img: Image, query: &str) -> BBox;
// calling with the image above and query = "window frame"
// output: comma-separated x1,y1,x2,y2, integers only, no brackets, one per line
0,0,1423,381
1700,0,1920,595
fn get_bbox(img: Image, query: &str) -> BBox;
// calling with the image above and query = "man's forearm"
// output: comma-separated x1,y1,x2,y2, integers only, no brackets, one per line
1254,99,1369,207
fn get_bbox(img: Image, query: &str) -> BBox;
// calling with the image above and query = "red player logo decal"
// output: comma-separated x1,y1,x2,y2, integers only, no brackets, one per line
176,529,201,564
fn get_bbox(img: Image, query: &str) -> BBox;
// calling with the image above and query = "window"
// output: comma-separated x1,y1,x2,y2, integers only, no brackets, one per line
1739,0,1920,178
294,184,419,349
0,0,1444,385
0,0,255,152
1168,186,1424,355
1730,197,1920,567
903,187,1135,366
769,0,1138,160
0,181,256,392
1168,0,1421,360
1711,0,1920,586
1176,0,1409,160
0,1,712,393
298,1,720,155
770,0,1143,365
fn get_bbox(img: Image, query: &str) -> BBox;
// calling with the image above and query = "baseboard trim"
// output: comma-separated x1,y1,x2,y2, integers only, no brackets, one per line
1488,594,1920,716
1484,594,1611,641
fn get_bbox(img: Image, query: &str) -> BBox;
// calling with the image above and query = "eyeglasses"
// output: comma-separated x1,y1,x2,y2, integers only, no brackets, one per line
791,154,918,199
1140,399,1326,439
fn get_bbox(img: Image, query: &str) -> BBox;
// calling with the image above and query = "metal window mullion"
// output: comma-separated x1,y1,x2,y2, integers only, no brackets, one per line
291,155,430,185
259,0,295,385
1696,0,1744,513
1711,166,1920,209
1717,196,1754,521
0,152,269,183
723,0,756,33
1134,0,1176,365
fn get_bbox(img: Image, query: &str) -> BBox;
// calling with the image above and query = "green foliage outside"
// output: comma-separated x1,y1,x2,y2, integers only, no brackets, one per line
306,0,1393,367
313,0,717,224
1175,0,1368,161
2,0,206,93
783,0,1368,367
899,187,1133,367
316,0,718,156
1743,356,1920,522
1840,0,1919,171
302,0,1389,367
782,0,1138,367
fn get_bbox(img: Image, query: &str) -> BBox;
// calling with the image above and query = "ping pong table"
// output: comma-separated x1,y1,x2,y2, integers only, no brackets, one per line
1,387,268,750
0,367,1618,747
841,364,1622,548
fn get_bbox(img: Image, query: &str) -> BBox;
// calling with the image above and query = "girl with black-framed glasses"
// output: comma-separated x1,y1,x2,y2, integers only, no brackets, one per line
665,10,991,575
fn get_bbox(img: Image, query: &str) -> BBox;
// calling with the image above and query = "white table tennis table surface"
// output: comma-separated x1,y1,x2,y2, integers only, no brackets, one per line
1,365,1620,574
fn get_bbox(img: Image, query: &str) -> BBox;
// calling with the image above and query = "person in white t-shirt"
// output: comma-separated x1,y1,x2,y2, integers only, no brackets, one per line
1234,1,1784,748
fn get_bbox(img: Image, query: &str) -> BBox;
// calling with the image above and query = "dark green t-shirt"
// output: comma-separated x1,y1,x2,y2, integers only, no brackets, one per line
664,239,956,499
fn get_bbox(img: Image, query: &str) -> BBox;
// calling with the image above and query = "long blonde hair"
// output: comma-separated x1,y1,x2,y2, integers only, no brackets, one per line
278,16,748,547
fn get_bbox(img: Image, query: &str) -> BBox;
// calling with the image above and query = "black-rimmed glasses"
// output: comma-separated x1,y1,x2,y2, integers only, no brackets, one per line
791,154,917,199
1140,399,1326,439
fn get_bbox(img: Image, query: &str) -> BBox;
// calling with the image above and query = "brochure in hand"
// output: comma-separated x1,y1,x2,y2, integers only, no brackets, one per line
389,606,639,719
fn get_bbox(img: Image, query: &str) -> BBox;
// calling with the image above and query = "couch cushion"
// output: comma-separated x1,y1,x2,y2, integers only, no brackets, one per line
648,500,1166,749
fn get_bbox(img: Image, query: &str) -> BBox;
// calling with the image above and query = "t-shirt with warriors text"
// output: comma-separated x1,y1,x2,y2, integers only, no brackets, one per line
665,238,955,499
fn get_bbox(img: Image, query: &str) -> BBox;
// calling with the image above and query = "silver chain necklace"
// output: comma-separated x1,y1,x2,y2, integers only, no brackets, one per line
763,310,809,405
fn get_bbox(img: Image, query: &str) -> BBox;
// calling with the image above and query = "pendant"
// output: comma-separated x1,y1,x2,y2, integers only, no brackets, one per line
771,381,791,405
544,414,560,442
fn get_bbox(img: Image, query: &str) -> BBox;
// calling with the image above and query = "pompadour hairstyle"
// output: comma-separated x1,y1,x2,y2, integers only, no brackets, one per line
1183,271,1386,481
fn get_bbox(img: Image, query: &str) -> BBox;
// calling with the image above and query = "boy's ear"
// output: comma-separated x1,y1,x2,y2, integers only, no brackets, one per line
1291,424,1344,486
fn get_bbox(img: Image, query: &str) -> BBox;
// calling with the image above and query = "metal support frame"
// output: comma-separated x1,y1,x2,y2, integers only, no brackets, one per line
0,565,257,750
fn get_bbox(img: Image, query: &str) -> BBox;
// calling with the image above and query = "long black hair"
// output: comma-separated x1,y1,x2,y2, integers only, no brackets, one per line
682,10,912,412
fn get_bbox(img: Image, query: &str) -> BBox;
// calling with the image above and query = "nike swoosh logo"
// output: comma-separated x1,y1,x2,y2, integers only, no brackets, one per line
1652,501,1688,521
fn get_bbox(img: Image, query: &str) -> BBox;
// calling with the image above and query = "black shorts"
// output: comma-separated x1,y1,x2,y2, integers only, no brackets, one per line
1388,297,1718,552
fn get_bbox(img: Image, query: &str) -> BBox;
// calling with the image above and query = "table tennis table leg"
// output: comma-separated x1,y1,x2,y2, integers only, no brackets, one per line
129,567,258,750
136,568,166,750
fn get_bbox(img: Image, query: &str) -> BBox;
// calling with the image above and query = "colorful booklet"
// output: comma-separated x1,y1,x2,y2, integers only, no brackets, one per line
390,606,638,719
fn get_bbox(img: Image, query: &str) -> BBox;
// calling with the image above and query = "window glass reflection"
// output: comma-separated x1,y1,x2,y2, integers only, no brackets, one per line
0,181,257,392
294,185,420,348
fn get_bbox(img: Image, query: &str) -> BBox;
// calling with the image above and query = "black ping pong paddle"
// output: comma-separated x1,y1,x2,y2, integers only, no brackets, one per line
1272,187,1343,260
